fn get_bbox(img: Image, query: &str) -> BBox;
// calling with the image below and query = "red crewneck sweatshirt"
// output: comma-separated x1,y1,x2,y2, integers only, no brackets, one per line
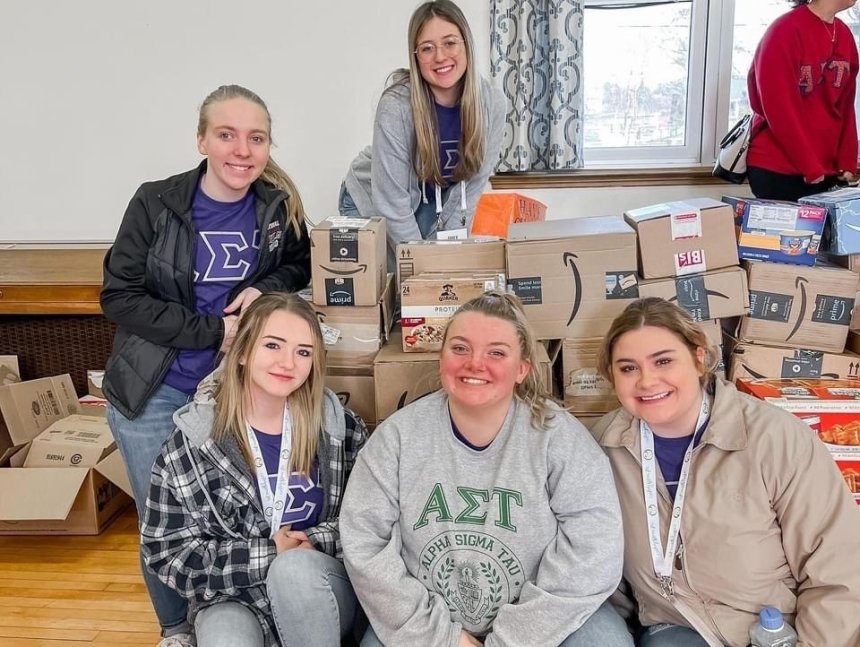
747,5,858,183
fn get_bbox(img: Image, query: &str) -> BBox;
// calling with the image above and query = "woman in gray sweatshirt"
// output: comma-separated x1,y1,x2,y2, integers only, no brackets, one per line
341,292,633,647
339,0,505,267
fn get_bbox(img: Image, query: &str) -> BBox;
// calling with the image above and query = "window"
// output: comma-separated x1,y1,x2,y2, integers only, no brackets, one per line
582,0,860,168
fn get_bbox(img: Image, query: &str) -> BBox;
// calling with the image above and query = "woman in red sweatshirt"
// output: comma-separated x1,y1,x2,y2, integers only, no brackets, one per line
747,0,858,201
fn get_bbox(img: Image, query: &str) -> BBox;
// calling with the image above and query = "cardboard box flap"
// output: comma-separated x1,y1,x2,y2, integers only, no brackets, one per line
0,468,88,521
625,198,725,223
507,215,633,241
94,450,134,499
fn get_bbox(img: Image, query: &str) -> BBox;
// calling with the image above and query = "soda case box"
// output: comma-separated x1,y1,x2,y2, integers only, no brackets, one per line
400,272,505,352
470,192,547,239
310,216,387,306
739,261,858,353
395,239,506,288
623,198,738,279
799,187,860,255
728,342,860,382
506,216,639,339
736,377,860,505
722,196,827,266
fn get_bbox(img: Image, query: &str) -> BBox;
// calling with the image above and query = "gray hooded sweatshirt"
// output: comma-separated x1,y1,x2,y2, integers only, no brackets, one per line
343,76,506,255
340,391,624,647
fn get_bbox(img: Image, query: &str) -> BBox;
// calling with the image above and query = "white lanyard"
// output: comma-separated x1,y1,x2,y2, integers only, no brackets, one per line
246,406,293,539
640,392,710,598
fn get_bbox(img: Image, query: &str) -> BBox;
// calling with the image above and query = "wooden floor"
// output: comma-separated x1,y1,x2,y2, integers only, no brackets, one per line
0,507,160,646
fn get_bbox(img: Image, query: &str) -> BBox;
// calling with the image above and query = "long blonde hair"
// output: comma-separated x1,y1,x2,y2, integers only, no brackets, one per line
198,84,305,238
213,293,325,476
389,0,485,186
597,297,719,388
442,291,556,429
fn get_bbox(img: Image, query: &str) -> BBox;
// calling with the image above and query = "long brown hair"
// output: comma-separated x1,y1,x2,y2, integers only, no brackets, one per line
442,290,556,429
213,293,325,476
597,297,719,387
389,0,485,186
198,84,306,238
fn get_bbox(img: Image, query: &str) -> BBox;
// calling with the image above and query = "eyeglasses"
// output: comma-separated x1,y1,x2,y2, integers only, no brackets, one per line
414,37,464,62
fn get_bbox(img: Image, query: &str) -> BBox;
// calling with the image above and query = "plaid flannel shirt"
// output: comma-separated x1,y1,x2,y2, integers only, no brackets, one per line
141,406,366,646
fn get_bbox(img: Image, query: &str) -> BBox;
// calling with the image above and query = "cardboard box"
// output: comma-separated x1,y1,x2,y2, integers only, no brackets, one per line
373,333,552,423
471,192,547,238
301,273,395,367
401,272,505,352
562,338,618,414
310,217,387,306
736,378,860,505
86,370,104,398
24,414,115,468
0,356,20,386
723,196,827,267
739,261,859,353
324,372,375,430
506,216,640,339
729,343,860,382
0,460,133,535
0,374,80,461
800,187,860,255
395,239,506,287
624,198,738,279
637,266,749,322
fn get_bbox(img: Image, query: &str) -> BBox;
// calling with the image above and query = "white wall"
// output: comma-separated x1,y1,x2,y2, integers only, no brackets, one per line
1,1,734,243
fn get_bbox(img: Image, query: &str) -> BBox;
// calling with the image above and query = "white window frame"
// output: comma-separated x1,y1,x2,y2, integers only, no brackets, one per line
582,0,741,169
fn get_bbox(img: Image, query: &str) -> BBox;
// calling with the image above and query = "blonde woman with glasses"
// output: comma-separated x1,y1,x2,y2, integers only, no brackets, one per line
339,0,505,268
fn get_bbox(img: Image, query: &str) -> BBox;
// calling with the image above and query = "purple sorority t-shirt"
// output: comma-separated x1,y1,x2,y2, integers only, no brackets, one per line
162,184,259,394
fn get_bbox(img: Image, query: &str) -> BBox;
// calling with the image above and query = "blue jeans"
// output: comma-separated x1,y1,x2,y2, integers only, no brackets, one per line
107,382,191,634
360,600,632,646
196,548,358,647
639,624,709,647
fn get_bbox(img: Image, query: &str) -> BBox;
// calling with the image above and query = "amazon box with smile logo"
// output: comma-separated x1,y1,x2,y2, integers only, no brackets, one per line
739,261,859,353
728,342,860,382
311,217,387,307
506,216,639,340
637,266,749,322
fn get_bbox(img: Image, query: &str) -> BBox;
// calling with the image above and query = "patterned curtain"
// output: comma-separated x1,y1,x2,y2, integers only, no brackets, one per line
490,0,584,171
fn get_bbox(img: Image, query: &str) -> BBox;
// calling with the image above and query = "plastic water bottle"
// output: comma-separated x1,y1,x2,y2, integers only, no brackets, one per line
749,607,798,647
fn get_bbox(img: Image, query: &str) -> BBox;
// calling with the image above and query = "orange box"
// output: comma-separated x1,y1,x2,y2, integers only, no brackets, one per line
471,193,547,238
737,377,860,504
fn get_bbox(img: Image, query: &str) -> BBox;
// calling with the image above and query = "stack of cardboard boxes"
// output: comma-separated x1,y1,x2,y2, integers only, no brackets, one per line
306,216,394,429
721,194,860,505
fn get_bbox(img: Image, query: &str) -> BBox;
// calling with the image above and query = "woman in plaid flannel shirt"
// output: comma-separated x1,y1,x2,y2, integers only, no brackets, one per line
140,293,367,647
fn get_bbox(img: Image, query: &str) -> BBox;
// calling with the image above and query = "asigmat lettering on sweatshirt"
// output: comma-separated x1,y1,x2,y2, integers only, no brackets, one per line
413,483,522,531
410,483,527,629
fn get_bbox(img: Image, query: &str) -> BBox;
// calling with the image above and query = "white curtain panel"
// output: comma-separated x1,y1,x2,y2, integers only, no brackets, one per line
490,0,584,171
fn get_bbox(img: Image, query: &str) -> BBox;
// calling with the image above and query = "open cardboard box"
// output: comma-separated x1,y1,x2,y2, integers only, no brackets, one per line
0,375,133,535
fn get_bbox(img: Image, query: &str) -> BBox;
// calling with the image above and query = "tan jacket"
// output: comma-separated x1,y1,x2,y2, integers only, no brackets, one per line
592,379,860,647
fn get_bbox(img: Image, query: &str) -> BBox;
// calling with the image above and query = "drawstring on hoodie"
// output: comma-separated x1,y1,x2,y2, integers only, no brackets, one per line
433,181,468,232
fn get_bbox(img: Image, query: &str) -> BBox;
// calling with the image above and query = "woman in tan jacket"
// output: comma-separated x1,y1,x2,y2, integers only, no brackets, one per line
593,297,860,647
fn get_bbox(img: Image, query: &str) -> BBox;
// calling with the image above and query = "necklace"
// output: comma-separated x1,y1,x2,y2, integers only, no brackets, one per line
821,18,837,44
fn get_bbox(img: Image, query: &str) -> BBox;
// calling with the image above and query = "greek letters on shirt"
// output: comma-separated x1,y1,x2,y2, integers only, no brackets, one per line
799,58,851,94
412,483,525,628
193,229,261,283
